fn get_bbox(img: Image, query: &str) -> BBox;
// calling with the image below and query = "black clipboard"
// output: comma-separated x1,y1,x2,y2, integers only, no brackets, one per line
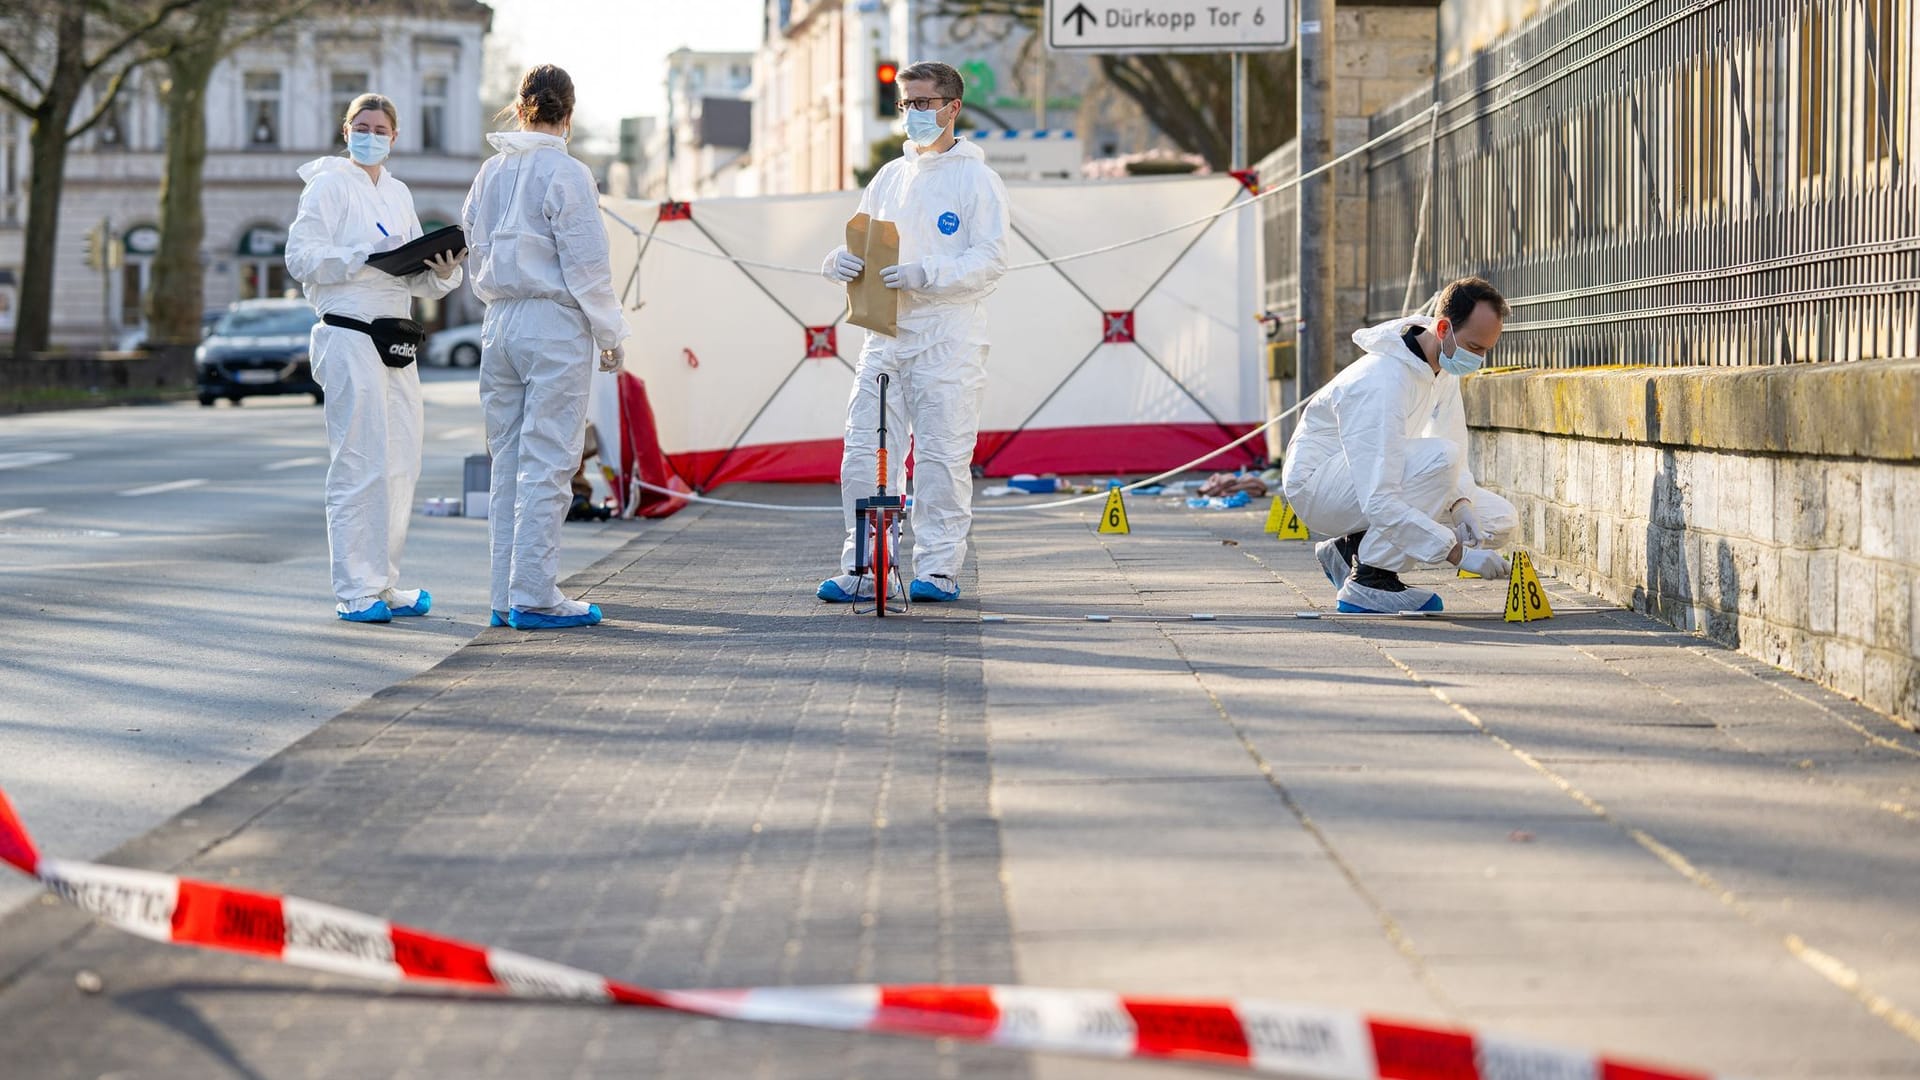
366,225,466,277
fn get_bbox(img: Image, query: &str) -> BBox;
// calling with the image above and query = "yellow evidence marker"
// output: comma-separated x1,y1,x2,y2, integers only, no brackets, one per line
1264,496,1308,540
1098,487,1131,534
1504,550,1554,622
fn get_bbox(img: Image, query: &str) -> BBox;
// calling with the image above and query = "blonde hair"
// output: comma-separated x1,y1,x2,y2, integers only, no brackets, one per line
341,93,400,132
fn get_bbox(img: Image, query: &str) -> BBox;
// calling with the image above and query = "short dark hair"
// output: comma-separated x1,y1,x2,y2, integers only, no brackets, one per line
1435,276,1510,325
898,61,964,101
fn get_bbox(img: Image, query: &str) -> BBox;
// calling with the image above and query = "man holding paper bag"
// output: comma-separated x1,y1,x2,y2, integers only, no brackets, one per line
818,61,1010,604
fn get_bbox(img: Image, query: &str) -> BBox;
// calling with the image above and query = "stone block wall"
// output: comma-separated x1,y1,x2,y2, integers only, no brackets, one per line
1464,360,1920,724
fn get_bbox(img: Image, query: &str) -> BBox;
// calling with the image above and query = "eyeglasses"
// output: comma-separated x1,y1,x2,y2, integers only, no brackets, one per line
896,97,954,113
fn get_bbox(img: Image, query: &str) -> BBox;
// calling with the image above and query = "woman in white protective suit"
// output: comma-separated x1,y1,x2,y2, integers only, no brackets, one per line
287,93,467,624
816,60,1010,604
461,65,628,630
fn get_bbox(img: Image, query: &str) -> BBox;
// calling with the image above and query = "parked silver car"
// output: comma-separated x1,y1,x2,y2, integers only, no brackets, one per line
425,323,482,367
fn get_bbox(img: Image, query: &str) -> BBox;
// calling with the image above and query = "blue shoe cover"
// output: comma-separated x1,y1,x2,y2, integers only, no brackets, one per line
389,590,431,618
1335,592,1443,614
489,610,509,627
909,576,960,602
508,604,603,630
817,576,865,603
339,600,393,624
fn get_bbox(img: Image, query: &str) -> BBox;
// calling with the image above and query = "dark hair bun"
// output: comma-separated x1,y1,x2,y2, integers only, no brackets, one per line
513,64,575,127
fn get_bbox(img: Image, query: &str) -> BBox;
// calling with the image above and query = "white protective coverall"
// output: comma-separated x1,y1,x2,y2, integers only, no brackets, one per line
286,156,463,611
1280,316,1517,572
839,138,1010,581
461,132,629,613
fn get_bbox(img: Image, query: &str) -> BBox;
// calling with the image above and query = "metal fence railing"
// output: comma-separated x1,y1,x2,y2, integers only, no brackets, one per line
1365,0,1917,368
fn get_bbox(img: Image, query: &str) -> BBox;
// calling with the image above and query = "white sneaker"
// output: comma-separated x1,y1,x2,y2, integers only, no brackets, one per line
524,598,594,617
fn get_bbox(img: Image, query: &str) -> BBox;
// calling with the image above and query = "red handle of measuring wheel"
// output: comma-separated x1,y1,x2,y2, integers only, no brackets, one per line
874,372,891,495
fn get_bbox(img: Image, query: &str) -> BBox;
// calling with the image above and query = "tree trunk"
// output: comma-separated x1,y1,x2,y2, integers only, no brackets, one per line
148,32,221,348
11,11,88,360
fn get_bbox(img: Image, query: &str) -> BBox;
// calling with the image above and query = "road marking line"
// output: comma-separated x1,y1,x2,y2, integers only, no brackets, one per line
0,452,74,471
1374,647,1920,1049
265,456,328,472
118,479,209,497
0,508,46,522
437,426,481,442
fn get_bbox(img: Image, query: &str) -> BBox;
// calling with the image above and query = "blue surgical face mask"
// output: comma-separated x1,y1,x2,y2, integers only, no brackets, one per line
1438,324,1484,376
347,131,391,166
904,107,947,147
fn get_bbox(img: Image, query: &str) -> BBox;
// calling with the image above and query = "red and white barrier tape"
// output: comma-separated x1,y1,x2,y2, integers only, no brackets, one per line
0,790,1714,1079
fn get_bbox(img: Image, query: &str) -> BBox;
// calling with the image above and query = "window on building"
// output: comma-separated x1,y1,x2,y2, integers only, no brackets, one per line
96,97,126,149
421,73,448,152
245,72,282,149
238,225,289,299
730,64,751,86
1797,10,1829,180
1679,58,1725,210
1862,0,1901,168
331,72,369,146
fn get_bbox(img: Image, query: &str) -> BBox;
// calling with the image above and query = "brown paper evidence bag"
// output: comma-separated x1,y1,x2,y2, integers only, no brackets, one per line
844,212,900,338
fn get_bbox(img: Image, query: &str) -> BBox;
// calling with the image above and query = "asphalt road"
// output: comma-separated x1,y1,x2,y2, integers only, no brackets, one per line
0,368,635,915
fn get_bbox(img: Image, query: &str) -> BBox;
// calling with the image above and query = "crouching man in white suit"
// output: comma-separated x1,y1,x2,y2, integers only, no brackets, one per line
1281,277,1519,613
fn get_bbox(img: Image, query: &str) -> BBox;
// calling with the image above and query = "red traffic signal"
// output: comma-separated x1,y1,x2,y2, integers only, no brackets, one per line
875,60,900,118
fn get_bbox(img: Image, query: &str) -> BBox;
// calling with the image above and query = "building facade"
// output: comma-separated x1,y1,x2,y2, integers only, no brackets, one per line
0,4,490,347
656,48,756,200
751,0,1182,196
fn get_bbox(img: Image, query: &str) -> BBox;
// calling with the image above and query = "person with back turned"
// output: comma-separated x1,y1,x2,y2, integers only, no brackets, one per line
461,65,628,630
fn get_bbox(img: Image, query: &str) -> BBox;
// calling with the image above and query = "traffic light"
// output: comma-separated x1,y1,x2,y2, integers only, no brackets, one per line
875,60,899,119
84,225,102,271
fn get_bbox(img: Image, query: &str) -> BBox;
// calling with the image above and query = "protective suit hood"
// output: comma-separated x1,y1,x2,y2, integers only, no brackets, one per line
298,155,380,184
902,137,988,169
486,131,567,155
1352,314,1436,373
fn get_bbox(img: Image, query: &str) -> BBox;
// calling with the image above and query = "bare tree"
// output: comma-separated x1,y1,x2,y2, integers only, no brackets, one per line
927,0,1296,170
0,1,196,359
136,0,321,352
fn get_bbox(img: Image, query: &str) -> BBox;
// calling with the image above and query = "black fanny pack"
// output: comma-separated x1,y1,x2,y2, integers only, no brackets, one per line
323,314,426,369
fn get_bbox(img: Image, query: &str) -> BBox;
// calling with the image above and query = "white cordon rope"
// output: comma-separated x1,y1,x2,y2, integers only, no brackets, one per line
628,399,1309,515
600,105,1441,277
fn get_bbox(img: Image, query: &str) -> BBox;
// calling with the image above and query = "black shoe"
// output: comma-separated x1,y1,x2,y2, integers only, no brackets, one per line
1335,531,1365,572
1351,561,1408,591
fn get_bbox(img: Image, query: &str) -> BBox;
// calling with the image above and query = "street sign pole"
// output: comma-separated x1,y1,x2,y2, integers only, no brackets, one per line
1231,52,1247,170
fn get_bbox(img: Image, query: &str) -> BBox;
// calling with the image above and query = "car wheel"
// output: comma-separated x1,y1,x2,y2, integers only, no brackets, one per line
452,343,481,368
312,392,325,406
228,395,244,405
198,395,216,407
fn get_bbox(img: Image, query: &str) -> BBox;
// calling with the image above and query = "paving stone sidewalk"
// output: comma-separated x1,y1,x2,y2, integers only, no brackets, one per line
1,485,1916,1080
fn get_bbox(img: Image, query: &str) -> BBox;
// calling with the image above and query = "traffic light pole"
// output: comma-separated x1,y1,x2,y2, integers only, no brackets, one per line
98,217,115,351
